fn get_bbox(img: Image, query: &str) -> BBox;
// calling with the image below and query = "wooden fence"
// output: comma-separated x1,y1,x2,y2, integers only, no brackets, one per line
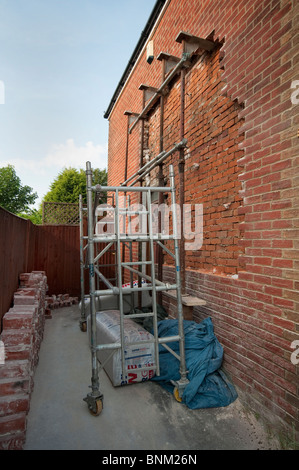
42,201,80,225
0,207,115,325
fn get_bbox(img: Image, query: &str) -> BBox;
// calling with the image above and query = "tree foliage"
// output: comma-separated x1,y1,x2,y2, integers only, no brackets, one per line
43,167,107,204
0,165,38,214
18,208,43,224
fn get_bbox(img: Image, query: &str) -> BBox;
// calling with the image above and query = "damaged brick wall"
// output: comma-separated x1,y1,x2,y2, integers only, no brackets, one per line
146,46,245,274
106,0,299,441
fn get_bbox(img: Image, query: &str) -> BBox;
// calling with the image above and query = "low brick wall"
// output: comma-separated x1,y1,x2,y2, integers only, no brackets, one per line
0,271,48,450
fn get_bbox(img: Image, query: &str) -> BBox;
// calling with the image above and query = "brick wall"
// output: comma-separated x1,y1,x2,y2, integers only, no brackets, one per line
106,0,299,441
145,46,245,274
0,271,48,450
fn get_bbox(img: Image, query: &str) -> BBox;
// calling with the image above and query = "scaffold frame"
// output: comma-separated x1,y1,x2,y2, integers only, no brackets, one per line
83,161,189,416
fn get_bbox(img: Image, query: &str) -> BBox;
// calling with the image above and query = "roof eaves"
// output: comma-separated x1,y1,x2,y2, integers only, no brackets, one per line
103,0,167,120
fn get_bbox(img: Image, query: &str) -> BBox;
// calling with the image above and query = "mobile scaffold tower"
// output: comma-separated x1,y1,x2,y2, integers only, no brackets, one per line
83,160,189,416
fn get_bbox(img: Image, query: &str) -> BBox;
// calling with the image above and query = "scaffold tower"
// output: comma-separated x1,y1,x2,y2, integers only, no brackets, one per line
82,160,189,415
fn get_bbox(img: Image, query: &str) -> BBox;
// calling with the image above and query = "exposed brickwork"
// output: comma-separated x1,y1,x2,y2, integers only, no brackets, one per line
107,0,299,442
145,46,245,274
0,272,48,450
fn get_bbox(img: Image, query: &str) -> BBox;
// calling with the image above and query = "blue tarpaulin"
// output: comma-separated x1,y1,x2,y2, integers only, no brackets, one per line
152,317,238,409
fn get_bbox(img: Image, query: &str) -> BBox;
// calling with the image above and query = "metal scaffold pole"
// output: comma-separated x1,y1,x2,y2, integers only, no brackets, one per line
169,164,188,397
79,194,88,332
83,162,104,416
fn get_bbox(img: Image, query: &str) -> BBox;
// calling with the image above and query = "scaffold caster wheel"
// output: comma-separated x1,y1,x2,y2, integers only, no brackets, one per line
89,398,103,416
173,387,183,403
80,321,87,332
83,393,103,416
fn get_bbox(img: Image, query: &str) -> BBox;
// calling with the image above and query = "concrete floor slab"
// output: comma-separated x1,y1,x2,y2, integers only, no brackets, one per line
24,306,279,451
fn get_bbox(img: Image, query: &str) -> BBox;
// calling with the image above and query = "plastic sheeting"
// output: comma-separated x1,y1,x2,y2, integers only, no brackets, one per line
152,317,238,409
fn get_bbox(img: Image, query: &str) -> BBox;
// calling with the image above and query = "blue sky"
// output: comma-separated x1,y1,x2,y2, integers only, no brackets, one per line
0,0,156,207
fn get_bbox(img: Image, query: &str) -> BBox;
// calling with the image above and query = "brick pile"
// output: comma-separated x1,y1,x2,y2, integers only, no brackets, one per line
0,271,79,449
0,271,47,450
45,293,79,312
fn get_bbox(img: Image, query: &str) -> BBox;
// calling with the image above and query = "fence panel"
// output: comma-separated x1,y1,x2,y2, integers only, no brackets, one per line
33,225,81,297
0,208,116,324
0,208,36,323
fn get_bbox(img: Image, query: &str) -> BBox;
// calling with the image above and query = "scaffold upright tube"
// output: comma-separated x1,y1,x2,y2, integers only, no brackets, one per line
169,164,188,388
83,161,103,415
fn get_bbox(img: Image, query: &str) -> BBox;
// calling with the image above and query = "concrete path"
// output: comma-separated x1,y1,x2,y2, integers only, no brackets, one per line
24,305,279,451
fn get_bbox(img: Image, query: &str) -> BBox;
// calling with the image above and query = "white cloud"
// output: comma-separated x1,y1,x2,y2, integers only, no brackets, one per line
0,139,108,175
0,139,108,206
43,139,108,170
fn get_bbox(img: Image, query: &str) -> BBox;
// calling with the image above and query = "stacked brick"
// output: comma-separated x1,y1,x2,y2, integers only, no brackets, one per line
0,271,47,450
45,293,79,313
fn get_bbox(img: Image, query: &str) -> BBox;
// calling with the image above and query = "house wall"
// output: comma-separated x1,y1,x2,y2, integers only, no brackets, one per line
106,0,299,440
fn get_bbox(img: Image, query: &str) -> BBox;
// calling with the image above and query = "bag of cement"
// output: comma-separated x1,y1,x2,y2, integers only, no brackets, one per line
88,310,155,386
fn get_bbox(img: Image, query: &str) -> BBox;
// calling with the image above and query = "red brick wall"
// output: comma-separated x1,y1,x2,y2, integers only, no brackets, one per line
107,0,299,441
145,47,245,274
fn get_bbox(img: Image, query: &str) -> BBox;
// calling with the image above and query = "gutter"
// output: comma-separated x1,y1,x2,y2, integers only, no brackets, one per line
103,0,167,120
